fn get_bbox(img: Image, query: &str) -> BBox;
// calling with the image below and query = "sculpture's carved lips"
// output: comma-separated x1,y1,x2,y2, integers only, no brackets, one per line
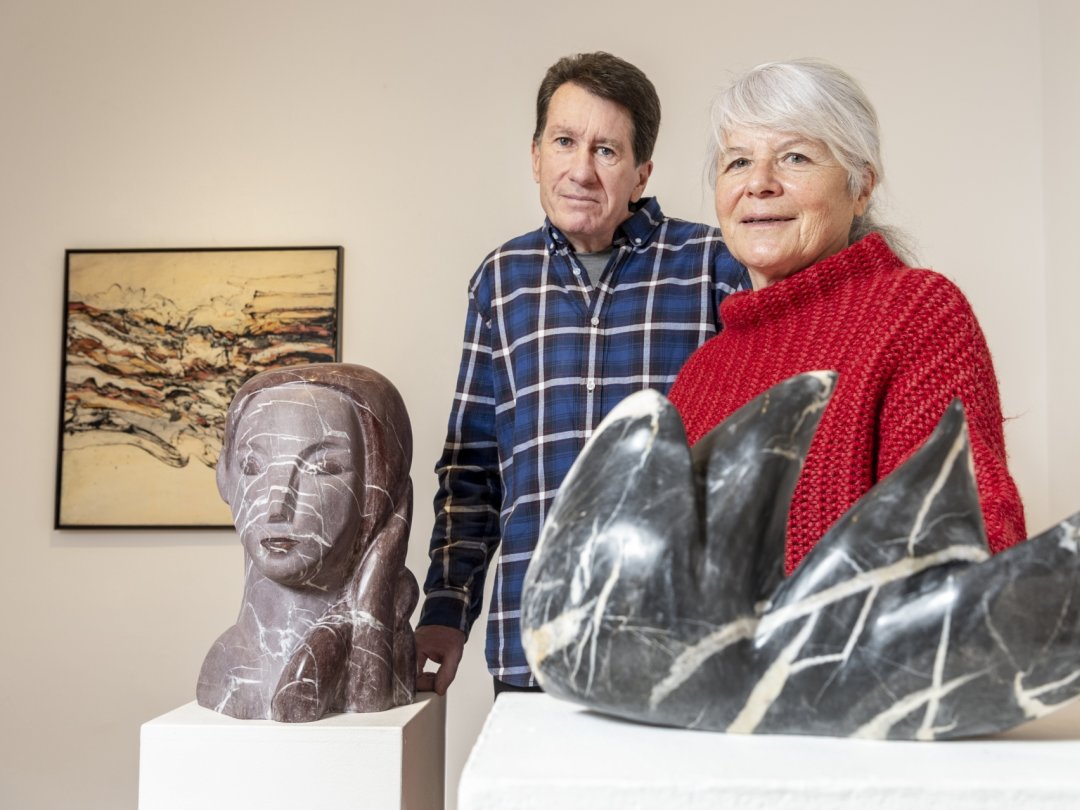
262,538,300,553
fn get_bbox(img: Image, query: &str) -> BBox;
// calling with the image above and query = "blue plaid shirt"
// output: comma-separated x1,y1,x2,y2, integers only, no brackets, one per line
420,198,746,685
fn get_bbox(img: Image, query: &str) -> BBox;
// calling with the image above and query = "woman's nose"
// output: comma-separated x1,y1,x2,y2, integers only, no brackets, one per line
747,161,780,195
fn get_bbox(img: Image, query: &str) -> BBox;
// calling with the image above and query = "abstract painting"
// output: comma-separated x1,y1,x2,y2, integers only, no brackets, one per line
56,247,343,528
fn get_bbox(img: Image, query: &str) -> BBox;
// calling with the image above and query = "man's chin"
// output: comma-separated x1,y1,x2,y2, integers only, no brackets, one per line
551,219,618,252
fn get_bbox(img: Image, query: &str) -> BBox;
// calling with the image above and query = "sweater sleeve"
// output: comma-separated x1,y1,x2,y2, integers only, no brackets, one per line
875,274,1026,553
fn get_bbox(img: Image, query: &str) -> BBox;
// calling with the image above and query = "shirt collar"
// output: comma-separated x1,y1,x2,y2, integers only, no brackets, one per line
543,197,663,254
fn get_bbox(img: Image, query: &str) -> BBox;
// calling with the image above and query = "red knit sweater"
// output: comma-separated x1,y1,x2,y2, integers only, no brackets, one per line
668,233,1026,574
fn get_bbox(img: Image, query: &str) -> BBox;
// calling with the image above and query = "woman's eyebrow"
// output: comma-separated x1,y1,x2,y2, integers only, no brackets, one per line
774,136,818,152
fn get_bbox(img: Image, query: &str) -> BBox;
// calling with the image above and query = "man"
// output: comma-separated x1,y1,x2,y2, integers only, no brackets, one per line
415,52,745,695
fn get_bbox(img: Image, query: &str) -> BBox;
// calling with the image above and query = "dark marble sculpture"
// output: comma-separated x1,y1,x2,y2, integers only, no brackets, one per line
522,372,1080,739
197,363,418,721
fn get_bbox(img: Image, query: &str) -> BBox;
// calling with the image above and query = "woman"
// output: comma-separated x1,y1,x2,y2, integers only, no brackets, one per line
197,363,418,720
668,59,1025,574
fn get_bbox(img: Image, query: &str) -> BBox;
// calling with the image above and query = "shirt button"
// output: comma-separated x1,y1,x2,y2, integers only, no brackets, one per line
586,379,596,391
572,267,580,275
590,316,599,326
633,237,642,245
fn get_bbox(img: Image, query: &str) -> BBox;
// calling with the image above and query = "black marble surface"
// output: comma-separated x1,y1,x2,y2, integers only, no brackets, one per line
522,372,1080,739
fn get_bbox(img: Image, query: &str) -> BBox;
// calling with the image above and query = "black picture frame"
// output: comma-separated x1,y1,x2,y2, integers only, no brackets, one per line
55,246,344,529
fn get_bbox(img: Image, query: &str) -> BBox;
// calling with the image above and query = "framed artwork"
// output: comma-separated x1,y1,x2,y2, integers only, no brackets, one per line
55,246,344,529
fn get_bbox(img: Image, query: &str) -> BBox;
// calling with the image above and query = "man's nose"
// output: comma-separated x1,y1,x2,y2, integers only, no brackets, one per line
568,147,597,184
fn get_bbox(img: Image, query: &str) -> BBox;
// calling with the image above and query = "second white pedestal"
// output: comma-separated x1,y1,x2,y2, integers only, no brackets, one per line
459,694,1080,810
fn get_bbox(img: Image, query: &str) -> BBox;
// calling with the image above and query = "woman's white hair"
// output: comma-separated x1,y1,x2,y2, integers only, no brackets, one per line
708,58,911,257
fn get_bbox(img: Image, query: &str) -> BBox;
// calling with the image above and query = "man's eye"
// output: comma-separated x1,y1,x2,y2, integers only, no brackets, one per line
240,455,264,475
555,137,573,148
597,146,614,158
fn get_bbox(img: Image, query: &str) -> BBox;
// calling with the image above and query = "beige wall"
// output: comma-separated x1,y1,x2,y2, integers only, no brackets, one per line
1,1,1074,808
1044,1,1080,521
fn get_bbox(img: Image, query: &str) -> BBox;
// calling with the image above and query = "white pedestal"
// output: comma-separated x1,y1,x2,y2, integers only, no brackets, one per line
459,694,1080,810
139,693,444,810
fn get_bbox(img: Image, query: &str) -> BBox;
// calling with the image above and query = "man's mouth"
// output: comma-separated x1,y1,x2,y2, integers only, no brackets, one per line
262,538,299,553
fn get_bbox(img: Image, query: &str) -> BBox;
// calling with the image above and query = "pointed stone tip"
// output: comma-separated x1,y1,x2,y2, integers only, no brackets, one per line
804,369,838,391
937,398,968,437
596,388,666,428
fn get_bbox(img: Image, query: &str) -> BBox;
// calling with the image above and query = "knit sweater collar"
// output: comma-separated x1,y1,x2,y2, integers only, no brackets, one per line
719,233,903,329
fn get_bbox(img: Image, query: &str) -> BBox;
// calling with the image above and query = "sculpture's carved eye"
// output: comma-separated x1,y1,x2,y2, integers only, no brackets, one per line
317,458,346,476
300,455,348,476
240,453,264,476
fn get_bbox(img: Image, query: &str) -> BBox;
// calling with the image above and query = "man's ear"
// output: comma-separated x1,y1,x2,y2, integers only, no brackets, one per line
630,160,654,203
531,140,541,183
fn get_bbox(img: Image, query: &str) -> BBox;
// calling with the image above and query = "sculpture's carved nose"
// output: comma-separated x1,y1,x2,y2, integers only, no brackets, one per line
265,460,298,523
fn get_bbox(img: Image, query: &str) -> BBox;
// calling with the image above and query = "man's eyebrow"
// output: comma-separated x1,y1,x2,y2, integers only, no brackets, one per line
546,123,580,137
547,124,625,147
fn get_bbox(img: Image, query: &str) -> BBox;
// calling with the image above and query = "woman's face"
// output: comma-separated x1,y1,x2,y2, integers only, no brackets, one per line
227,385,364,589
714,126,872,289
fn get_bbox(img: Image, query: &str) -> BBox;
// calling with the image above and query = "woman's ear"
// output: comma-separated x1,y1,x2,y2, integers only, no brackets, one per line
853,166,876,217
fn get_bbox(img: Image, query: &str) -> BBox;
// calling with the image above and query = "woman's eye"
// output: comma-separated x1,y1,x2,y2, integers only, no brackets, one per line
726,157,750,171
784,153,809,165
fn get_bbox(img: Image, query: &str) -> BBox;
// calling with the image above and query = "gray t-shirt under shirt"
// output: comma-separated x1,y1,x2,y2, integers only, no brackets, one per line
575,249,612,288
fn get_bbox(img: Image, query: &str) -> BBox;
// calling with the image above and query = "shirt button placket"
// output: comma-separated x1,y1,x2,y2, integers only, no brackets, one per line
586,313,601,403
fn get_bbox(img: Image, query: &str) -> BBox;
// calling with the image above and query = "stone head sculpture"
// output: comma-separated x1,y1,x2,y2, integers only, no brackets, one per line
197,363,418,721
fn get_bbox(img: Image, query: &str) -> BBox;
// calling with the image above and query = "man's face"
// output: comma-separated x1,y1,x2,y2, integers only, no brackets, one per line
531,82,653,253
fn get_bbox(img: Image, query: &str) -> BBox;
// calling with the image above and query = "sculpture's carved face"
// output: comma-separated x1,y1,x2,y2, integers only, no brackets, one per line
225,385,364,589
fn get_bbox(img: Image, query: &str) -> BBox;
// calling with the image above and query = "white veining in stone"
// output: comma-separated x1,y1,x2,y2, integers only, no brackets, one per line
649,618,756,709
521,373,1080,740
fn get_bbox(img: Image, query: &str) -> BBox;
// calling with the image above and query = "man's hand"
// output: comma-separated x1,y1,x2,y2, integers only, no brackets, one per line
415,625,466,695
